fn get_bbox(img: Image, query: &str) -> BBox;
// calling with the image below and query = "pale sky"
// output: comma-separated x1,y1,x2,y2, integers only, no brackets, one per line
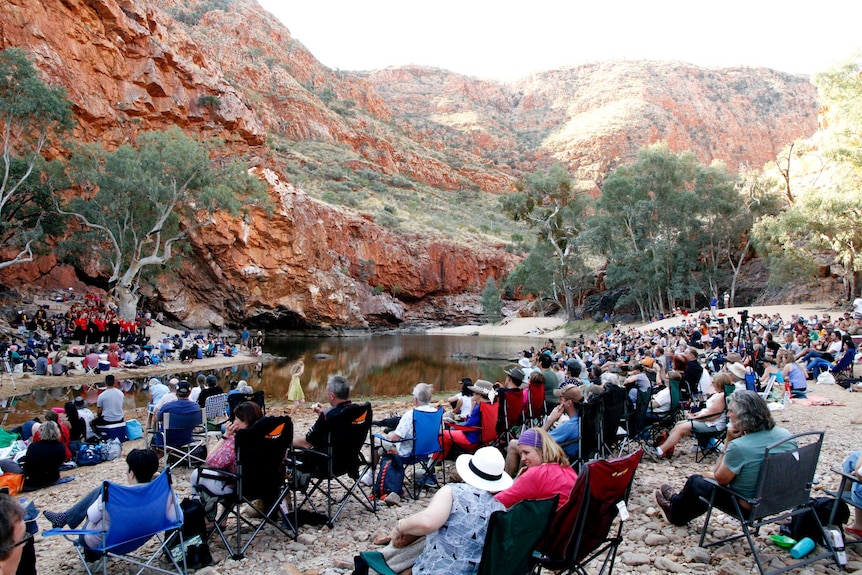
256,0,861,81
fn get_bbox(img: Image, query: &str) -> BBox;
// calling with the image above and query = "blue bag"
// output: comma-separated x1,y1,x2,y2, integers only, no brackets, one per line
76,444,103,466
125,419,143,440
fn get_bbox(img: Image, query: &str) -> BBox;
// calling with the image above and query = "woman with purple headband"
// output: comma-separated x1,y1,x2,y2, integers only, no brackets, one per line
495,428,578,509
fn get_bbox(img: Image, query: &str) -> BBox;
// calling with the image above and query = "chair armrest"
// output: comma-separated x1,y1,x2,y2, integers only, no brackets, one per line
831,467,861,484
700,476,758,506
42,527,101,538
372,433,414,443
197,467,237,482
445,422,479,432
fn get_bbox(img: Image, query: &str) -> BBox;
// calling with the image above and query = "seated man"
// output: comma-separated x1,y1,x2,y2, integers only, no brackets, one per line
41,449,163,549
154,381,201,448
654,390,796,526
377,383,438,459
92,375,124,429
294,375,354,453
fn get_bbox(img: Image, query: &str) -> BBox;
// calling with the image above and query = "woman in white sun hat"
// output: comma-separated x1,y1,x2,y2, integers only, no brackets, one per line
388,446,512,575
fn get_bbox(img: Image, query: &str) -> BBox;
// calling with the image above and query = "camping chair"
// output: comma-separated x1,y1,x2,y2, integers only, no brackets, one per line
204,393,228,432
362,497,558,575
698,431,839,575
827,465,862,549
691,383,734,463
290,402,376,527
564,397,603,470
832,348,857,385
531,449,643,575
148,407,208,469
644,378,681,443
43,468,185,575
522,380,547,428
200,415,297,560
373,407,445,499
496,388,524,446
443,400,499,460
226,390,265,420
599,385,628,457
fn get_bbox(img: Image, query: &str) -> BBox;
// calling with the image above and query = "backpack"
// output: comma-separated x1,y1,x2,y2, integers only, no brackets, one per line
782,497,849,545
373,451,405,499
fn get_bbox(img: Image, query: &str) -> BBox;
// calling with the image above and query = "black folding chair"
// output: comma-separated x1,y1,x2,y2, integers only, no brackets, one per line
227,390,265,420
200,416,297,560
290,402,376,527
148,407,208,469
699,431,839,575
691,383,733,462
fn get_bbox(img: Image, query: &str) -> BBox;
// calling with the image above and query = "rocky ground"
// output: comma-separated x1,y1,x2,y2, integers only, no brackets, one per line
20,377,862,575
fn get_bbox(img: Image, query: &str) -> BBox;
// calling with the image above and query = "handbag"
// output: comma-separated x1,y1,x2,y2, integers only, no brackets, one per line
125,419,143,440
99,438,122,461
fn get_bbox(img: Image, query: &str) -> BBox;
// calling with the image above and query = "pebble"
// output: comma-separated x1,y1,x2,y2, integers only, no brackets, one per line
644,533,669,546
653,556,686,572
21,385,862,575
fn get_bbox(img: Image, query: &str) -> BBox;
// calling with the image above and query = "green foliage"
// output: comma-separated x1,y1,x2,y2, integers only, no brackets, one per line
169,0,232,25
754,61,862,299
505,241,558,299
502,163,592,320
480,277,502,322
0,48,74,271
584,143,751,318
57,126,267,317
197,95,222,110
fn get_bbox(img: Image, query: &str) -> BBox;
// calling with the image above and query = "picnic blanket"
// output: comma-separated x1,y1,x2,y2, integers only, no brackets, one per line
792,394,846,407
21,475,75,492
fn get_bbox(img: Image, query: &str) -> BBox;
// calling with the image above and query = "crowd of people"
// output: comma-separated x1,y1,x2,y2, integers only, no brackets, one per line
3,303,862,574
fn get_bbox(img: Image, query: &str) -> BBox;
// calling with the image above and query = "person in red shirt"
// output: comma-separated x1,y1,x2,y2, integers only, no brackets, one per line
33,411,73,461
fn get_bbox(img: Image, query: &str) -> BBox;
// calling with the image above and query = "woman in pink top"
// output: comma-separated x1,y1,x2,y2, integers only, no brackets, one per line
495,428,578,509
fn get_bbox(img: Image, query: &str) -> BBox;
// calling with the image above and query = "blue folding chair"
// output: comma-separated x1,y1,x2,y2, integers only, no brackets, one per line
43,468,185,575
374,407,445,499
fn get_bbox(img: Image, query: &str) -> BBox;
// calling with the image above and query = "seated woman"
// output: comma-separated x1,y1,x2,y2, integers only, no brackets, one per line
444,378,474,423
435,380,494,460
644,372,729,461
42,449,160,533
190,402,263,517
806,334,856,379
496,428,577,509
21,421,67,489
360,446,512,575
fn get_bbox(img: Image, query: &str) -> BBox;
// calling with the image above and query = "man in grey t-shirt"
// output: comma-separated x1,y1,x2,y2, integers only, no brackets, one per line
93,374,125,426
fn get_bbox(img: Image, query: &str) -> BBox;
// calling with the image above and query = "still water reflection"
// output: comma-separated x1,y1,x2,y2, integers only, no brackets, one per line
5,335,537,424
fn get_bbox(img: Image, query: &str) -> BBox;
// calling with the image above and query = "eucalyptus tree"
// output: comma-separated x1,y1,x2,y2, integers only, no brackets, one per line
501,163,592,321
56,126,267,319
0,48,74,270
754,58,862,299
586,144,749,320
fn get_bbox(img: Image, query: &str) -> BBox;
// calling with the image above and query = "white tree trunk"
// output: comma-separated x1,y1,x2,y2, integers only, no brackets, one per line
115,285,140,321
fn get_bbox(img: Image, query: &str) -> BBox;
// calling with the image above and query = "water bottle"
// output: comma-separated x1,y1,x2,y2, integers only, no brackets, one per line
828,528,847,566
783,381,791,407
790,536,815,559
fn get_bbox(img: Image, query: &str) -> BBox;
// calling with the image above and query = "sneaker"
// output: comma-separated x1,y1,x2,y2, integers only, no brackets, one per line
417,473,439,488
360,469,374,487
642,445,662,462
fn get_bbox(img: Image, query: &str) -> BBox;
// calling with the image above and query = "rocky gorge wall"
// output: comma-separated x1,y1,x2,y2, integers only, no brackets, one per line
0,0,822,329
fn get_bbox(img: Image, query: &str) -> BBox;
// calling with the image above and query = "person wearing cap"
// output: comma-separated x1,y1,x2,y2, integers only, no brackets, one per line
501,367,525,389
72,396,96,441
496,428,577,509
623,362,651,406
436,380,495,461
197,374,223,408
538,352,558,407
385,446,511,575
92,374,124,428
444,378,474,422
517,357,534,380
542,385,583,460
155,381,201,447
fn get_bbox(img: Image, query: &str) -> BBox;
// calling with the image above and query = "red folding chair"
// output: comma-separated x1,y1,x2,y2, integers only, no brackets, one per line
523,380,547,428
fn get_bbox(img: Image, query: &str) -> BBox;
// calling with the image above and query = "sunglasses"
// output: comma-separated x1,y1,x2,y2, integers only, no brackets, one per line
9,530,33,550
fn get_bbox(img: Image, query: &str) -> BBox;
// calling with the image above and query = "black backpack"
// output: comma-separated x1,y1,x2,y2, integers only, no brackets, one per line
783,497,849,545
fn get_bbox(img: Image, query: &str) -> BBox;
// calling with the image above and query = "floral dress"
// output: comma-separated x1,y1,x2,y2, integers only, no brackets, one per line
413,483,506,575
